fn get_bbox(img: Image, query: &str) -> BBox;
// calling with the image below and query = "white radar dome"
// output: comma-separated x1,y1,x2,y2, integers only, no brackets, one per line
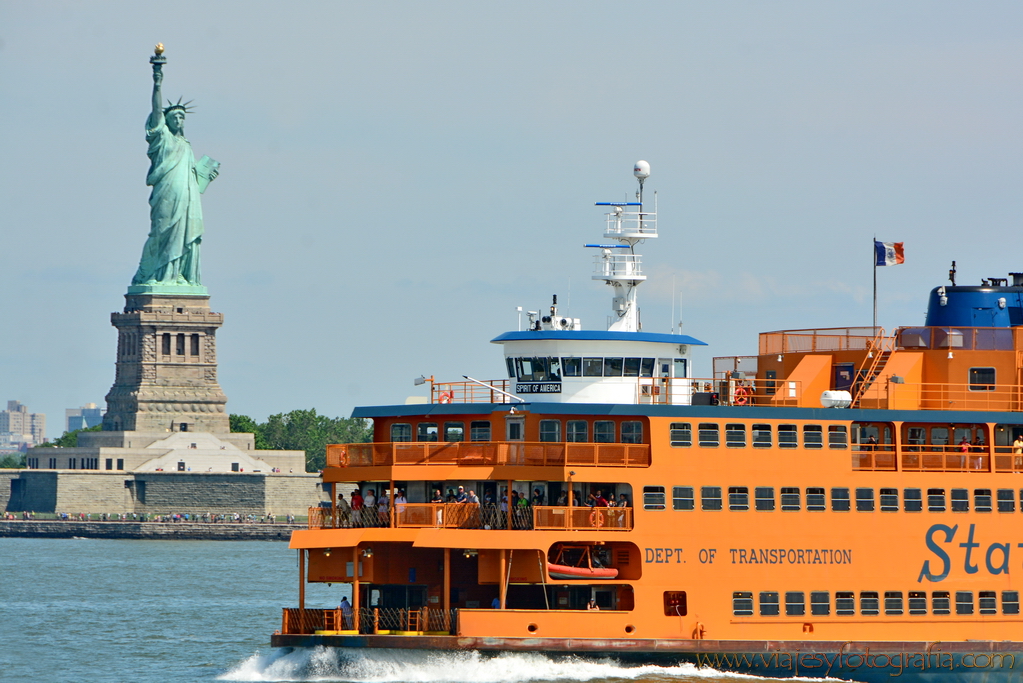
820,390,853,409
634,160,650,179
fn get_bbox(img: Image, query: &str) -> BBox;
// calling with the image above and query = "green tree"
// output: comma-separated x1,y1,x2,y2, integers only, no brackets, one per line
260,409,371,471
36,424,102,448
0,453,26,469
229,413,270,449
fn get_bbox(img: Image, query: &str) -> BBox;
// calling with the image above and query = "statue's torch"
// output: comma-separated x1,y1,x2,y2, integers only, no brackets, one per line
150,43,166,75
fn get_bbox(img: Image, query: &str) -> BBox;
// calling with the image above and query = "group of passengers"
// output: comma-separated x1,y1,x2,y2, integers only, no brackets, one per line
336,487,408,527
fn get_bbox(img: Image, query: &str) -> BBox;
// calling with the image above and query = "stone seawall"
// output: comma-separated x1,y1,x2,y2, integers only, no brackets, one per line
0,520,301,541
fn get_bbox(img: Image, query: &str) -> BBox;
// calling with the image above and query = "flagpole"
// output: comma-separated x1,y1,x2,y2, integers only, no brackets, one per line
872,236,877,331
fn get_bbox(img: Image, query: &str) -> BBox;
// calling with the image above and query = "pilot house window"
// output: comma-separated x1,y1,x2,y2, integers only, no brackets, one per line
390,423,412,442
969,367,996,391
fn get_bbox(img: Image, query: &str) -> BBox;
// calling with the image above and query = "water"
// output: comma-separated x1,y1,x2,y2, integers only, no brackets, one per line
0,538,742,683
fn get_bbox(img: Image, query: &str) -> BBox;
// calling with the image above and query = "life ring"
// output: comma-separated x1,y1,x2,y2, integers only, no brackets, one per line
734,386,749,406
438,391,453,404
338,449,349,467
589,509,605,528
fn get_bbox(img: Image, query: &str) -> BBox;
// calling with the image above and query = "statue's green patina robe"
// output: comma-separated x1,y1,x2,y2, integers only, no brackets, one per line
132,115,203,285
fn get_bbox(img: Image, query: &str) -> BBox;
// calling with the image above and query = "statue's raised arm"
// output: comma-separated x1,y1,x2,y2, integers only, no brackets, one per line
130,45,210,291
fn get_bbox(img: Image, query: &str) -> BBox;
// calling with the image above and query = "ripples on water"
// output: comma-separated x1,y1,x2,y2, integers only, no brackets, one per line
0,538,750,683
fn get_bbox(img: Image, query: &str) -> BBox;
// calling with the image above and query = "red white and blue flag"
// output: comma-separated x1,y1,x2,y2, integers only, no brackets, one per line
874,240,905,266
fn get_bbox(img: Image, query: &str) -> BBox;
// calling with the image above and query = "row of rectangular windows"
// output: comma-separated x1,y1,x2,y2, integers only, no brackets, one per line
508,356,686,381
643,486,1023,512
670,422,847,449
733,590,1020,617
391,420,644,444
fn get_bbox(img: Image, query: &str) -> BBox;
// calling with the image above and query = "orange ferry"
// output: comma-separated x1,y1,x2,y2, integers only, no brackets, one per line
272,163,1023,682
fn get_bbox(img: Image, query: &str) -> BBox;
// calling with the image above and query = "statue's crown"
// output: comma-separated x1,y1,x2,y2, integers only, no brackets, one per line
164,97,195,115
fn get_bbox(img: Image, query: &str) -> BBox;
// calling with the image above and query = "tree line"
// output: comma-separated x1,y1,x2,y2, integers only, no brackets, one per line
0,411,371,472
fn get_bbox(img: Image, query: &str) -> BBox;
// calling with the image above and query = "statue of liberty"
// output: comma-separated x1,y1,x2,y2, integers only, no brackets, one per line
131,45,219,289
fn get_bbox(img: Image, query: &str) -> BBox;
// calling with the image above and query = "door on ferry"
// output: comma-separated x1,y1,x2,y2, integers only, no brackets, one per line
656,358,672,403
833,363,855,392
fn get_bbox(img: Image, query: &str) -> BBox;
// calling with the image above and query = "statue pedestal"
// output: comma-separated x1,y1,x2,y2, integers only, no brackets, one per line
127,283,208,296
103,292,229,433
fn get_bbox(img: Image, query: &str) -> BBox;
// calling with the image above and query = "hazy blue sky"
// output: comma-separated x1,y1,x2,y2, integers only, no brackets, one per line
3,2,1023,436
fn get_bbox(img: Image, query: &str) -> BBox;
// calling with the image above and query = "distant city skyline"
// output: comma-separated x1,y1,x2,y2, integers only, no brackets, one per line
0,401,46,451
3,2,1023,436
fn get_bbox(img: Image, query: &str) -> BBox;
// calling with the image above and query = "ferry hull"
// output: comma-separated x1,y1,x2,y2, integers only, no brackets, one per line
269,635,1023,682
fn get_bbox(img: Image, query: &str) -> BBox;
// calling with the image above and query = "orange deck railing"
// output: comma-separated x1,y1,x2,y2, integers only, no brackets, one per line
281,607,456,635
851,445,1018,472
325,442,650,468
307,503,633,531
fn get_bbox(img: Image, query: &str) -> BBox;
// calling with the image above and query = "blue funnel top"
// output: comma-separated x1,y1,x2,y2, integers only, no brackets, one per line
925,276,1023,327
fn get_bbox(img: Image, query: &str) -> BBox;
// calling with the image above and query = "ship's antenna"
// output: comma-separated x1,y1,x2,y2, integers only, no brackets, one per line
670,275,676,334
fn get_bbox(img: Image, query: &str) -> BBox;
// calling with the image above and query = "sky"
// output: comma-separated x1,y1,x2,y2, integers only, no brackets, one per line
2,2,1023,437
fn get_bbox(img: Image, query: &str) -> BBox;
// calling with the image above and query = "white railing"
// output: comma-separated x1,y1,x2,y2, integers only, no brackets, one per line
603,210,657,238
593,253,645,281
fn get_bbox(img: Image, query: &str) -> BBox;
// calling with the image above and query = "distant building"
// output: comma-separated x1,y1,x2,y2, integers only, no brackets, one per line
0,401,46,450
66,403,103,432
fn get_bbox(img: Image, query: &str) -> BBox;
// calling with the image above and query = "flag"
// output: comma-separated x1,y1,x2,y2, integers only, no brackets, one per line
875,240,905,266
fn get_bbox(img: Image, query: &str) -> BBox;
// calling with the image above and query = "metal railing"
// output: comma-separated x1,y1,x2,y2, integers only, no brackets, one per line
308,503,632,531
280,607,456,635
593,252,644,281
325,441,650,468
432,380,512,404
852,445,1006,472
603,209,656,238
759,327,885,355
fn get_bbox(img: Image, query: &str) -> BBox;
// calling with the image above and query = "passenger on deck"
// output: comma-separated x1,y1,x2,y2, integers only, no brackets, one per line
339,596,353,628
394,489,408,514
586,599,600,611
337,493,351,525
351,489,364,526
456,486,468,503
617,493,630,507
431,489,443,504
467,490,480,504
1014,435,1023,469
446,488,457,503
556,491,568,506
531,488,544,506
574,490,584,506
594,492,610,507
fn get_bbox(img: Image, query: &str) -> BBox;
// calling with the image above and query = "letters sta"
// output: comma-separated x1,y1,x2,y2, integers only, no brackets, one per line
919,523,1017,582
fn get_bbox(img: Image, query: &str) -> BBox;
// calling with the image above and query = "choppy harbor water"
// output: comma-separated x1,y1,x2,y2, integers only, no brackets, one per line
0,538,742,683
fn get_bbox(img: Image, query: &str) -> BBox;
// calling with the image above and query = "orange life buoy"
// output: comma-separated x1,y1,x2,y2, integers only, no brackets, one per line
734,385,749,406
338,449,349,467
589,508,605,528
438,391,453,404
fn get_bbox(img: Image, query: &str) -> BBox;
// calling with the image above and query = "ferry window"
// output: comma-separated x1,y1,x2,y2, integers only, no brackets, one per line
643,486,666,510
623,358,642,377
879,488,899,512
828,425,848,449
931,426,949,446
516,357,533,380
806,487,826,511
728,486,749,511
754,487,775,511
698,423,720,447
908,591,928,615
974,489,992,512
759,592,780,616
562,357,582,377
803,425,823,449
951,488,969,512
835,592,855,616
752,424,772,448
640,358,655,377
831,488,851,512
470,421,491,441
810,592,830,616
701,486,723,511
780,487,800,511
955,591,974,615
672,486,695,510
582,357,603,377
1003,591,1020,615
663,591,688,616
855,488,875,512
594,421,615,443
969,367,996,391
778,424,798,449
884,592,904,615
539,420,561,442
669,422,691,447
391,423,412,442
997,489,1015,512
417,423,439,442
932,591,951,615
785,592,805,616
732,592,754,616
548,357,562,381
567,421,588,443
604,358,624,377
927,488,946,512
725,424,746,448
860,592,880,616
979,591,997,615
904,488,923,512
674,358,687,379
444,422,465,442
621,421,643,444
506,357,515,378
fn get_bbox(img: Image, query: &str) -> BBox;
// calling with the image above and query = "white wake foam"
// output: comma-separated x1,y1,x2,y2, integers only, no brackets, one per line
217,647,770,683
